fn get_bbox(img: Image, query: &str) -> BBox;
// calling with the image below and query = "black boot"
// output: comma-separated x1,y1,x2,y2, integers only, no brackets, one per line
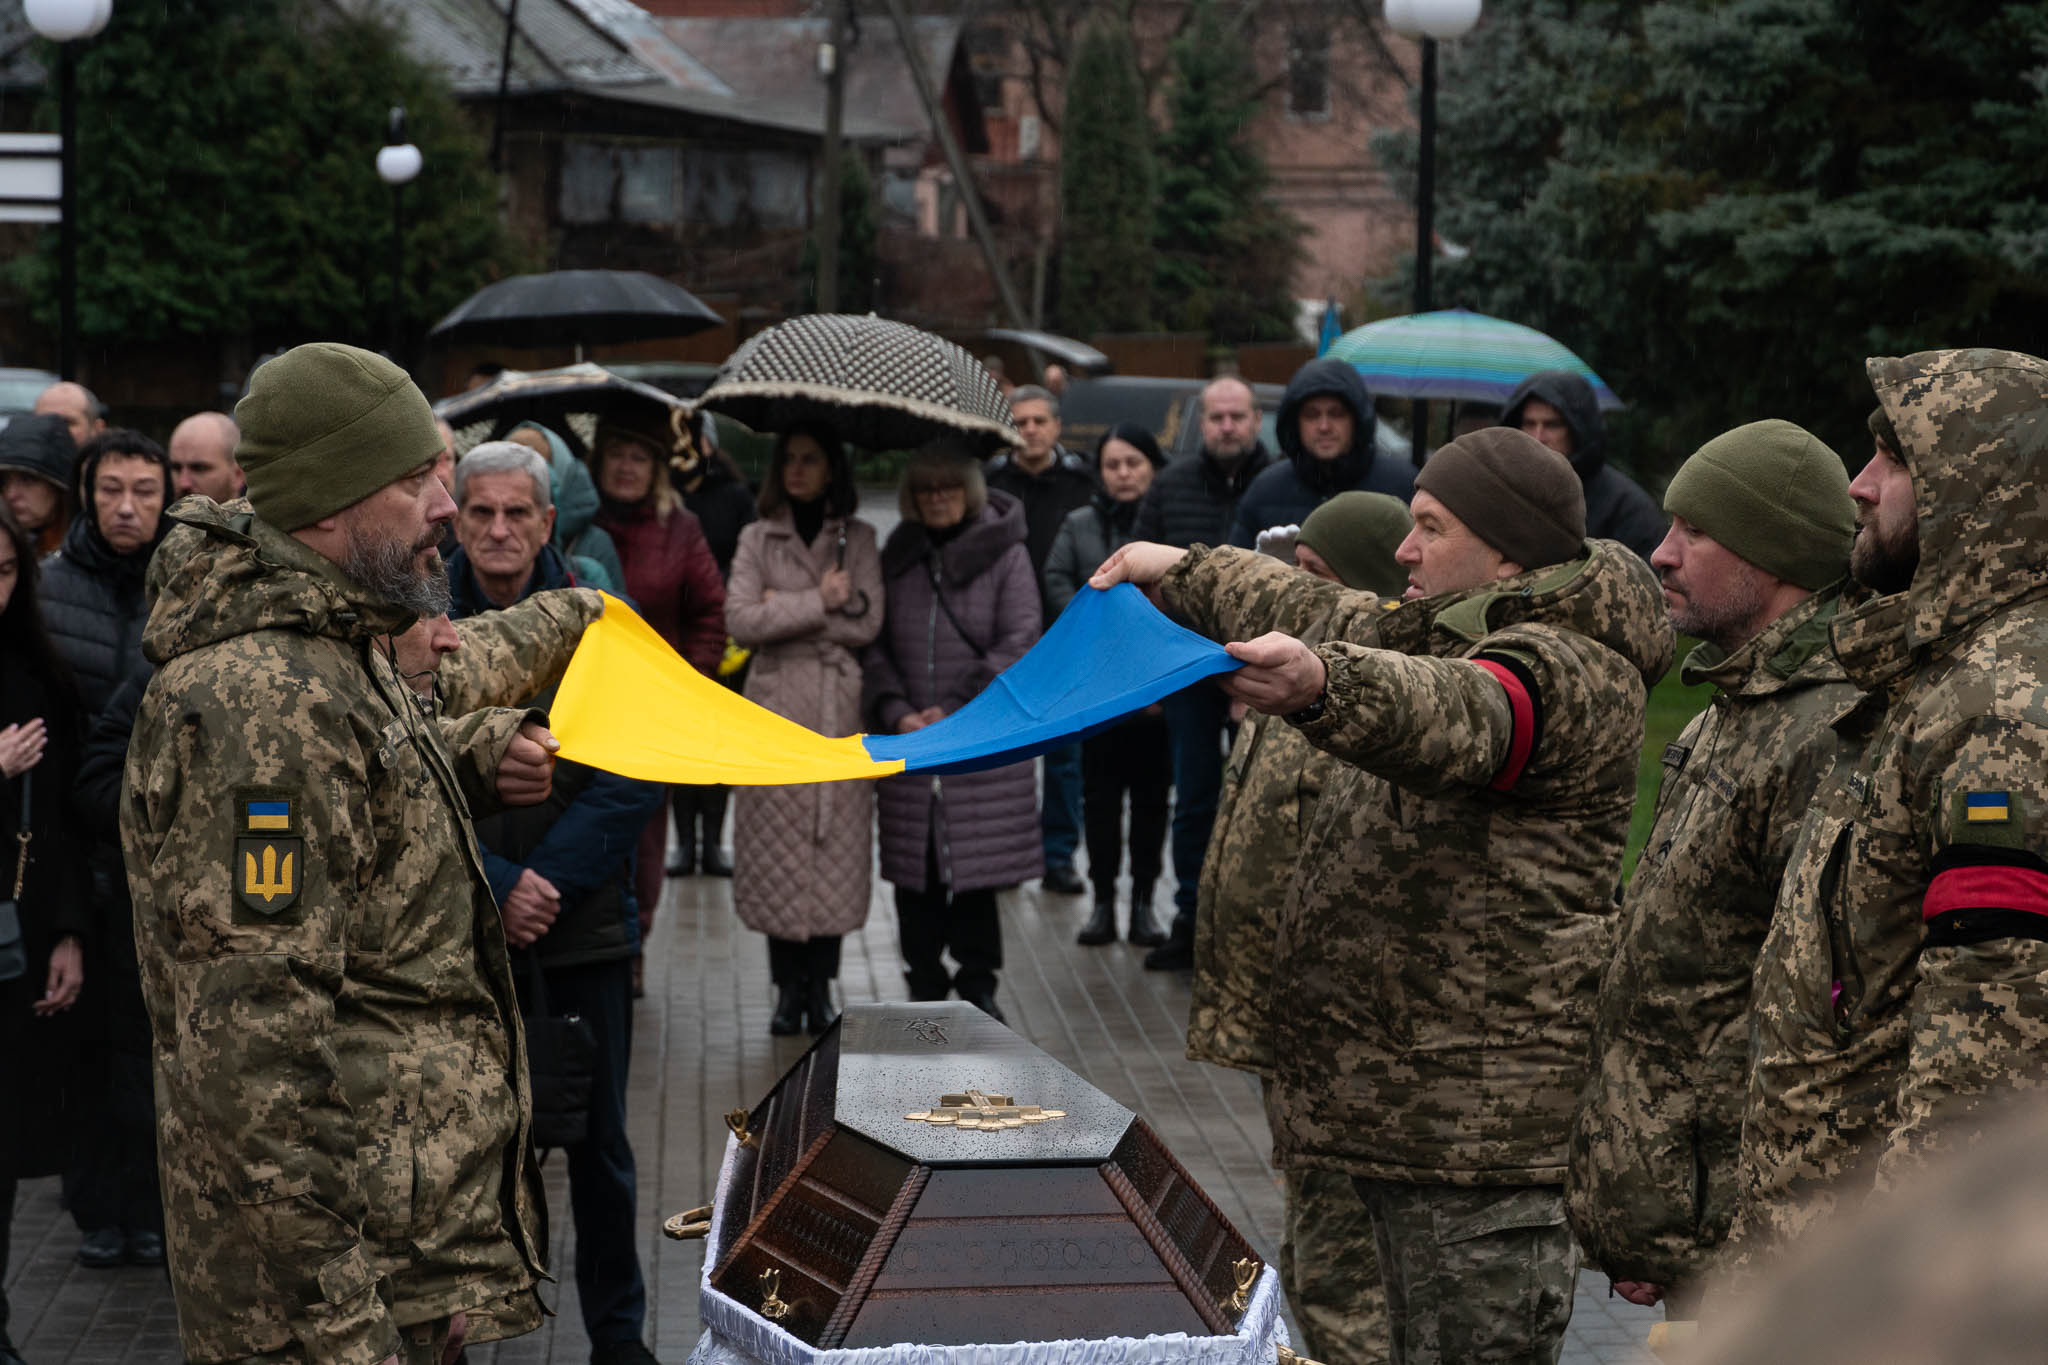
1126,884,1167,947
1076,898,1117,946
1143,911,1195,970
805,978,838,1035
700,846,733,877
769,981,805,1035
665,843,694,878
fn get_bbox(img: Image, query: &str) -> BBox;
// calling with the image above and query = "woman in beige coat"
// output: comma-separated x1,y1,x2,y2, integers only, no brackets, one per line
725,426,883,1036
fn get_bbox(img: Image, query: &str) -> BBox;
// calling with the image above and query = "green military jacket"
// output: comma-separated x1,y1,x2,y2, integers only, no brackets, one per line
1164,540,1672,1185
1187,620,1345,1077
1740,350,2048,1253
123,502,550,1365
1566,586,1857,1289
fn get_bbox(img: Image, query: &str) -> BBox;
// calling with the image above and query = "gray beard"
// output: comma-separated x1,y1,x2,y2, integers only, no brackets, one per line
341,521,451,619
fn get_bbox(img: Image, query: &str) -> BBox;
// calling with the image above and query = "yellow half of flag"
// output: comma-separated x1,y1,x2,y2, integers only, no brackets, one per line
549,593,902,786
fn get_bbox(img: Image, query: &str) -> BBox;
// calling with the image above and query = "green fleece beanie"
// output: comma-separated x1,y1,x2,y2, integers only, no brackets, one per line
1414,428,1586,570
234,343,444,531
1662,420,1853,592
1297,491,1414,596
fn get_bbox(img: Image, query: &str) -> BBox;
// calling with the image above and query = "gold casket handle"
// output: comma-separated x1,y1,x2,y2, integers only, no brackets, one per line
664,1205,714,1240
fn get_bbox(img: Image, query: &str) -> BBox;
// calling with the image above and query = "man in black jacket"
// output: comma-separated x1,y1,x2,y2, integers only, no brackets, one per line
448,442,666,1365
1229,357,1412,547
1131,377,1273,968
1500,371,1665,561
986,385,1099,895
38,428,171,1269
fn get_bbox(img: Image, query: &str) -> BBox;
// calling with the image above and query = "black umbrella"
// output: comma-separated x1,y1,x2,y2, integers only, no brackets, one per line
697,313,1021,456
432,363,692,461
428,270,724,352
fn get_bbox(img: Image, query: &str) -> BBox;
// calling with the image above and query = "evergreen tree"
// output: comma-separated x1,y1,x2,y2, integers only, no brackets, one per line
12,0,526,347
1152,0,1304,342
1056,16,1156,335
802,151,879,314
1378,0,2048,485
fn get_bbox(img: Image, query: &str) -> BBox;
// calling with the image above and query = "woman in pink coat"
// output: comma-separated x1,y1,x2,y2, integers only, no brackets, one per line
724,426,883,1036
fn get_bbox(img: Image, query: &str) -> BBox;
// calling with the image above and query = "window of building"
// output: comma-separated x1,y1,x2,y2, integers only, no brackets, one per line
1288,23,1331,120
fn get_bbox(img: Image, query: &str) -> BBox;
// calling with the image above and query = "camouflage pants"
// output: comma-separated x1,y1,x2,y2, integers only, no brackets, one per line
1350,1179,1578,1365
234,1314,457,1365
1281,1167,1390,1365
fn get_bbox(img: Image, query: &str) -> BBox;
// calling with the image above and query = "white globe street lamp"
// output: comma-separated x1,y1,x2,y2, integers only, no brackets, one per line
25,0,112,380
1387,0,1480,463
377,107,422,364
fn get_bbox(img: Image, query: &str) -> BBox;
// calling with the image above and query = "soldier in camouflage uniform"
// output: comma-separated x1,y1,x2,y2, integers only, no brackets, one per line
1100,429,1673,1365
1188,492,1411,1365
1563,421,1858,1317
122,344,559,1365
1738,348,2048,1258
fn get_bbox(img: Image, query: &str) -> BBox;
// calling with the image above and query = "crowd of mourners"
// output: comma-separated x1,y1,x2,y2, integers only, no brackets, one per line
3,335,2047,1365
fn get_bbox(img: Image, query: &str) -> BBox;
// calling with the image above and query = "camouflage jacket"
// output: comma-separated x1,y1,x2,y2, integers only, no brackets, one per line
1164,541,1672,1184
437,587,604,715
1740,349,2048,1252
122,502,548,1365
1187,621,1339,1076
1567,586,1857,1288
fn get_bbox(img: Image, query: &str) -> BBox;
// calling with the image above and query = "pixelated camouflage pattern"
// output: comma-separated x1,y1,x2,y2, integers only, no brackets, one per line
1566,586,1858,1291
1739,349,2048,1256
1187,618,1339,1076
123,501,547,1365
1164,541,1672,1185
1278,1132,1389,1364
1351,1177,1578,1365
438,587,604,715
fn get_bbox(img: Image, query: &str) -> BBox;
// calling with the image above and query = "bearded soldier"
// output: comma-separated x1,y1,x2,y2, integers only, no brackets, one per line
123,344,561,1365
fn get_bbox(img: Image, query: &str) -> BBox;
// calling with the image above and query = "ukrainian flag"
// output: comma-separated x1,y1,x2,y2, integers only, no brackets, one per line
1966,792,2011,823
247,801,291,832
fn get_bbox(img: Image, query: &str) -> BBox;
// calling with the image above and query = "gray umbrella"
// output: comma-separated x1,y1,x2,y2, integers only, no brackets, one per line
697,314,1021,456
428,270,724,351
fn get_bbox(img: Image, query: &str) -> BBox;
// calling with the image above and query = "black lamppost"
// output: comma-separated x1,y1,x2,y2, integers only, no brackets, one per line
1387,0,1479,465
25,0,113,382
375,106,422,365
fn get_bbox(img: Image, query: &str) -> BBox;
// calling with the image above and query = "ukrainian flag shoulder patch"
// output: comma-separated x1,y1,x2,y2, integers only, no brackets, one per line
1966,791,2012,824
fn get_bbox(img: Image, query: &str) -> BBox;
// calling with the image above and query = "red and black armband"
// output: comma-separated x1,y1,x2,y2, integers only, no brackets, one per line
1923,844,2048,948
1471,651,1544,792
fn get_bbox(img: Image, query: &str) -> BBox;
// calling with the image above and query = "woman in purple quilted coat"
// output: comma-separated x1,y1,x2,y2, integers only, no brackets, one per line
725,426,883,1037
862,446,1042,1020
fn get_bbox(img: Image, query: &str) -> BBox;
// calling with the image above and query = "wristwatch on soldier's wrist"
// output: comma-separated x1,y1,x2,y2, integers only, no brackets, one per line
1285,686,1327,727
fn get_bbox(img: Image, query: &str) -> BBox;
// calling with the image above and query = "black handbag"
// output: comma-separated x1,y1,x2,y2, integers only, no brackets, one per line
520,951,595,1151
0,771,33,984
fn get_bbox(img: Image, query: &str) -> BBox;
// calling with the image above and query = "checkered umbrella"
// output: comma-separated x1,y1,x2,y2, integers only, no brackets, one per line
697,314,1022,455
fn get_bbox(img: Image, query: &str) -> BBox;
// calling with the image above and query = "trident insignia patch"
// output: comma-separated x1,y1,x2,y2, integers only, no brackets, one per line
234,791,303,919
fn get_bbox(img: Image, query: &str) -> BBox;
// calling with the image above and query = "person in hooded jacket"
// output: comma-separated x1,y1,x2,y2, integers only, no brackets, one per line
0,413,78,561
1043,424,1171,948
505,421,625,592
1500,370,1665,562
670,413,758,879
864,446,1042,1021
1737,349,2048,1270
1229,357,1413,548
37,428,172,1269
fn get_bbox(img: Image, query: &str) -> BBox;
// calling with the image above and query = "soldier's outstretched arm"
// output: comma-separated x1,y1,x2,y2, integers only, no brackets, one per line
1881,716,2048,1180
1149,544,1386,647
126,679,400,1363
440,587,605,715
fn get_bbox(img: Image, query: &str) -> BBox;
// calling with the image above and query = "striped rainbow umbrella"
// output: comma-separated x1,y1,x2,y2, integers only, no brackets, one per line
1327,308,1622,411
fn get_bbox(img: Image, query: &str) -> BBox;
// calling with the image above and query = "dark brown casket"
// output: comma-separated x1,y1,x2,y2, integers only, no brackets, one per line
682,1002,1275,1353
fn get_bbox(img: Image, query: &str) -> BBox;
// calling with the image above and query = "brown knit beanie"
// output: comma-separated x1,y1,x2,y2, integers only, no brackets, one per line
235,343,444,531
1663,419,1853,591
1413,428,1586,570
